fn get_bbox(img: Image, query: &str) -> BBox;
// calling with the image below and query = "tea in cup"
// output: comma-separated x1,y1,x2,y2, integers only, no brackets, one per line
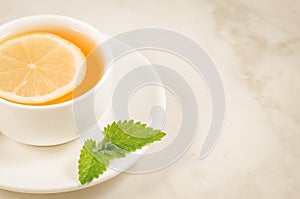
0,15,112,146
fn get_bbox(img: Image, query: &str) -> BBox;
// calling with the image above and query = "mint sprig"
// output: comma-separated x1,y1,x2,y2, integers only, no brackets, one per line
78,120,166,185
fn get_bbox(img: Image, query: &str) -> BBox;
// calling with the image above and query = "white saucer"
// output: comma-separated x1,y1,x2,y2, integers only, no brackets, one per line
0,51,166,193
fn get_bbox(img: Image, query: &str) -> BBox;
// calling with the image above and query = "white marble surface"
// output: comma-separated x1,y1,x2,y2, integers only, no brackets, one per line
0,0,299,198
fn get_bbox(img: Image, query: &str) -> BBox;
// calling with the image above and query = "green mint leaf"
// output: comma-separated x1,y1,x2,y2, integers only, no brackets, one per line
98,137,127,159
78,120,166,185
103,120,166,152
78,140,107,185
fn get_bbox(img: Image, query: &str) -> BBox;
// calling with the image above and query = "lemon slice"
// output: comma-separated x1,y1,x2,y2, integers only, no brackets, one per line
0,32,86,104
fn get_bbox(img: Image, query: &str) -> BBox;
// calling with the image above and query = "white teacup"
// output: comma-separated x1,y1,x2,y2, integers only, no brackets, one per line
0,15,112,146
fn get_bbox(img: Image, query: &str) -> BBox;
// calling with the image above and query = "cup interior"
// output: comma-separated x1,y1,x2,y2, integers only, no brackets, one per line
0,15,111,108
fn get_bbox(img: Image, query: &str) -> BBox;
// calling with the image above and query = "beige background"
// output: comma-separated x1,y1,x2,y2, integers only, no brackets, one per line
0,0,299,198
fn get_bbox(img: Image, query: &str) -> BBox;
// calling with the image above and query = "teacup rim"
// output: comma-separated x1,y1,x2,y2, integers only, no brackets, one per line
0,14,110,110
